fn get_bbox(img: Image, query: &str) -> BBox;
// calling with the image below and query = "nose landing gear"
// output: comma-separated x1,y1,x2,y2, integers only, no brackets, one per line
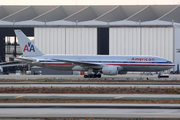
158,72,169,78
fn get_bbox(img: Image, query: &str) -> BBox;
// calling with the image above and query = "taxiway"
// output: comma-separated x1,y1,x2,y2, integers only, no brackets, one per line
0,103,179,118
0,74,180,80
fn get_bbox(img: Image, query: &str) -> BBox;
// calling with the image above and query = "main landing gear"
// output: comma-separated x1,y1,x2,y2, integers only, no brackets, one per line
84,73,101,78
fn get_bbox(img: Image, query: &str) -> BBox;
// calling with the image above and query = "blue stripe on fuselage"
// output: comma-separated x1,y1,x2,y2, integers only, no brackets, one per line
39,60,172,64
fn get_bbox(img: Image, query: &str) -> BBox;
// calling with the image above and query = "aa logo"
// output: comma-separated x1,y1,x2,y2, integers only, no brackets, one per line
23,42,35,52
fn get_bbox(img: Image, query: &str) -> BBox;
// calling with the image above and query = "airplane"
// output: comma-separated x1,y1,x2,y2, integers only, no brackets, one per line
12,29,174,78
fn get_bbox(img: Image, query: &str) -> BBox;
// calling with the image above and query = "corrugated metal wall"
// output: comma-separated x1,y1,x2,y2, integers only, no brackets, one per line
35,27,97,55
35,27,174,64
109,27,174,62
174,26,180,71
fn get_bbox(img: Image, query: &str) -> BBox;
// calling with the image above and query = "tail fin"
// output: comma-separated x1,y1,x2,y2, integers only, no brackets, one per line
14,30,44,57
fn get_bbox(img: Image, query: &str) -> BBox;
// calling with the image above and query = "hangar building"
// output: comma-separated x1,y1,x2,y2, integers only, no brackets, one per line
0,5,180,72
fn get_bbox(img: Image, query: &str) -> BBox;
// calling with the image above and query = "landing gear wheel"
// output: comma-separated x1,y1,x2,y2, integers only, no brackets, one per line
97,74,101,78
84,75,88,78
93,75,95,78
89,75,92,78
93,74,97,78
84,73,101,78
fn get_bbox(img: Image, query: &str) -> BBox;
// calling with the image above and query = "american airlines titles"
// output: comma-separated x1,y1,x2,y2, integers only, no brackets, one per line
131,57,154,61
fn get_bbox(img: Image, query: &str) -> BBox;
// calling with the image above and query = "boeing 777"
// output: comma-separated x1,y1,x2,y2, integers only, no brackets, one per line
12,30,174,78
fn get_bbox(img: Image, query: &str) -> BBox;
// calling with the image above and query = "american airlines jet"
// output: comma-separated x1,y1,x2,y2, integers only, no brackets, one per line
13,30,175,78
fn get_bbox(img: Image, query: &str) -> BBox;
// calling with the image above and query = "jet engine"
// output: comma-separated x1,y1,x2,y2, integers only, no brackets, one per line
72,66,85,71
102,66,123,75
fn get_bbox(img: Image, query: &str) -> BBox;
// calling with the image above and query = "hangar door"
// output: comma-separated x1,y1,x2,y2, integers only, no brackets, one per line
109,27,173,62
35,27,97,55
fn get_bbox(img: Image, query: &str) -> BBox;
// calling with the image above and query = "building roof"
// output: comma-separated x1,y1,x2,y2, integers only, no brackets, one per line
0,5,180,26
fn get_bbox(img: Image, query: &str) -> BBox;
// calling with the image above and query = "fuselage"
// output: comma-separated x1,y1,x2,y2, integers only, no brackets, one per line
27,55,174,72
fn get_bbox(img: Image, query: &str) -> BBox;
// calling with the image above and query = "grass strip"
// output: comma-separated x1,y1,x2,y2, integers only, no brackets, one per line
1,87,180,94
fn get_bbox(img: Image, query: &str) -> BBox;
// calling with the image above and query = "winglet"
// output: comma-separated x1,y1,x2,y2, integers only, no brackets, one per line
14,30,44,57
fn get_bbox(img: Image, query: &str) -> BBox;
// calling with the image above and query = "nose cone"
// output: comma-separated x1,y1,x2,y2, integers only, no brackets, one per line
169,62,175,69
172,63,175,66
165,60,175,69
172,63,175,68
165,59,175,67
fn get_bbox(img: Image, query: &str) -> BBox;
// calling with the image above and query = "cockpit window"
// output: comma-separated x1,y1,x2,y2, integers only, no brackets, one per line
166,61,172,63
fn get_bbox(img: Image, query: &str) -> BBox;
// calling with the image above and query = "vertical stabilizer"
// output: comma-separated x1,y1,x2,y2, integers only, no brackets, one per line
14,30,44,57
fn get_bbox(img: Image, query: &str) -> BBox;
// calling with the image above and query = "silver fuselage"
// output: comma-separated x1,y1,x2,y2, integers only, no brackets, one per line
22,55,174,72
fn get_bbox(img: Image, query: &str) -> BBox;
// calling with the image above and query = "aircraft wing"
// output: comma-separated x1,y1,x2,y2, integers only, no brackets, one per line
53,59,102,66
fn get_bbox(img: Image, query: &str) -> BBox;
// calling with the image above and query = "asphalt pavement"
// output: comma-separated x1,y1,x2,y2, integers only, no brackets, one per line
0,74,180,80
0,94,180,100
0,103,180,118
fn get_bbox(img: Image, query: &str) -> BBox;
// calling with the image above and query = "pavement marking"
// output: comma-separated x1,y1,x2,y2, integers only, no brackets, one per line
114,96,123,99
15,96,23,98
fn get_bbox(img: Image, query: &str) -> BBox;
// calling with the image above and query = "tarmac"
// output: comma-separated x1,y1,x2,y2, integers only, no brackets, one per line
1,94,180,100
0,74,180,119
0,103,180,118
0,73,180,80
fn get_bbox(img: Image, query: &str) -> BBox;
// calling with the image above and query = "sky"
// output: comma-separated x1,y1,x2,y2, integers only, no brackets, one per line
1,0,180,5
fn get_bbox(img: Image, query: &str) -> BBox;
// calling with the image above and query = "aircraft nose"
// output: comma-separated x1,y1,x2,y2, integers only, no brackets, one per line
170,63,175,68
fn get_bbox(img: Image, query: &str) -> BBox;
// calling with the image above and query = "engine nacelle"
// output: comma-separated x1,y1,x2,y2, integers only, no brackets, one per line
72,66,85,71
102,66,123,75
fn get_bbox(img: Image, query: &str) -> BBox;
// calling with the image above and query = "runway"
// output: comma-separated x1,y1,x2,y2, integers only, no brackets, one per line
1,94,180,100
1,82,180,85
0,74,180,80
0,75,179,118
0,103,179,118
0,82,180,88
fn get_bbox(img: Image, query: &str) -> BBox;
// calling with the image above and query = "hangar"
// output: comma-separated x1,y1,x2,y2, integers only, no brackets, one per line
0,5,180,72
